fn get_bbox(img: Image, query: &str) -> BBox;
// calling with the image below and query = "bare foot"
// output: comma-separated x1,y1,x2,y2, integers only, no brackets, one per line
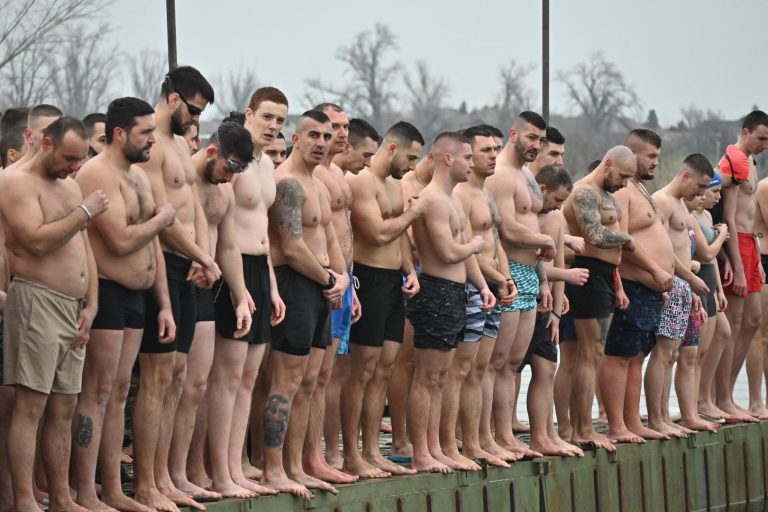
157,483,205,511
436,450,481,471
412,454,454,474
287,471,338,495
748,405,768,420
606,427,646,444
571,432,616,452
363,453,417,475
260,473,312,500
557,428,573,443
48,497,90,512
719,403,759,423
101,491,155,512
233,474,279,496
172,479,222,502
325,452,344,471
134,488,181,512
208,480,257,499
498,437,544,459
530,438,582,456
74,495,119,512
551,436,584,457
698,402,729,420
680,417,718,432
482,440,525,462
342,456,391,479
648,421,687,439
242,462,263,481
462,446,511,468
669,421,696,436
596,412,608,425
305,456,360,483
120,452,133,464
389,442,413,458
627,423,670,441
380,421,393,433
511,420,530,433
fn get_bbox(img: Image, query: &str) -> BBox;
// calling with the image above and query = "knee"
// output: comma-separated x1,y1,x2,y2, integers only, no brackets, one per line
487,352,506,373
744,312,762,333
580,343,604,366
453,360,474,382
88,376,116,409
171,365,187,389
352,359,377,385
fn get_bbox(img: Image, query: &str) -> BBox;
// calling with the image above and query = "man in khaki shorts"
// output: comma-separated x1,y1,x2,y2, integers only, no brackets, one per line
1,116,108,512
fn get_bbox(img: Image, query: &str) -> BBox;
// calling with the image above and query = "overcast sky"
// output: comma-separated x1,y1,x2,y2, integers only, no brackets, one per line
107,0,764,126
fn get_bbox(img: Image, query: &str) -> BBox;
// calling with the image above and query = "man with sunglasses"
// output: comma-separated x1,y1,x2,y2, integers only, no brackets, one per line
134,65,221,511
168,121,262,502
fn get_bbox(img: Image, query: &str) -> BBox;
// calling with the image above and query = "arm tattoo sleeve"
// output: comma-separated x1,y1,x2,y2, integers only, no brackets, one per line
274,179,305,239
263,394,290,448
572,188,630,249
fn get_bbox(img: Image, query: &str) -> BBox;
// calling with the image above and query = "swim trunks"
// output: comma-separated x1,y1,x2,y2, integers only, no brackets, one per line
3,278,84,394
196,286,215,323
559,312,576,342
406,273,467,351
215,254,271,344
697,263,718,317
501,261,538,313
605,279,663,357
762,254,768,285
656,276,692,340
333,271,354,355
460,283,501,342
682,311,702,348
91,278,146,330
271,265,331,356
723,233,762,296
350,263,405,346
141,252,197,354
565,256,617,319
519,311,557,370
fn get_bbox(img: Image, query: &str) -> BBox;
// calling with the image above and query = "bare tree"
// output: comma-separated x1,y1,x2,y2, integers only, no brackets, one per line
0,0,110,72
215,65,259,116
50,24,116,118
558,52,641,133
0,40,54,107
305,23,400,129
128,49,167,104
494,60,535,130
680,104,724,130
403,61,451,142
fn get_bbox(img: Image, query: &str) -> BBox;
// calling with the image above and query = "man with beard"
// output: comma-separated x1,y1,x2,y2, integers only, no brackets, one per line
262,110,349,498
718,111,768,420
600,129,677,443
72,98,177,512
1,117,107,512
136,65,221,512
333,118,380,175
484,111,555,458
562,146,654,452
168,121,258,501
341,121,426,478
264,132,287,168
83,113,107,158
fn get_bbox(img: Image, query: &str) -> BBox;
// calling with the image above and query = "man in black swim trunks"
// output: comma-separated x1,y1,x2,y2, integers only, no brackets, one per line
264,110,349,498
407,132,495,474
73,97,177,512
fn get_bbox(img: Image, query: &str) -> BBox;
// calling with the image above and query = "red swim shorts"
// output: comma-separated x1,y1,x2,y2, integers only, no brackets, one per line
722,233,763,296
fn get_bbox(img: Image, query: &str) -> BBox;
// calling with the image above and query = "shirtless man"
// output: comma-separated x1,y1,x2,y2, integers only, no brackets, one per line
484,111,555,457
294,103,360,486
333,118,380,175
407,132,495,473
83,113,107,157
718,111,768,419
342,121,426,478
72,98,177,512
168,121,257,501
3,104,62,174
601,129,677,443
750,174,768,416
264,132,287,168
563,145,655,452
650,154,714,434
136,65,221,511
206,88,288,498
450,126,517,468
263,109,349,498
1,116,107,512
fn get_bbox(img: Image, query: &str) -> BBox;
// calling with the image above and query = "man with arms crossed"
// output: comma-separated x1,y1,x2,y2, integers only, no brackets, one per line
342,121,426,478
2,117,107,512
484,111,555,457
450,126,516,468
563,146,650,452
263,110,349,498
73,98,177,512
137,65,221,511
600,129,676,443
406,132,494,473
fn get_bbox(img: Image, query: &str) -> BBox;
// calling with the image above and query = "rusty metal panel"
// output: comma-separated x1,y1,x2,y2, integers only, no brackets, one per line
661,437,687,512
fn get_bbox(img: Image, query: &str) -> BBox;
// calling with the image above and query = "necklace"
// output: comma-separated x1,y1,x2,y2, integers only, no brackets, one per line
632,179,657,213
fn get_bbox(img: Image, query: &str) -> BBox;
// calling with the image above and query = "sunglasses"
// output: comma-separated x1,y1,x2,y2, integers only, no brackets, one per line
215,129,249,173
164,76,204,117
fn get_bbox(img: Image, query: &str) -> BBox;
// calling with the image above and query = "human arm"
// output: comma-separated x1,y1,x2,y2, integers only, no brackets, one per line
424,198,484,264
216,190,252,338
571,187,631,249
721,185,744,292
73,230,99,349
692,217,729,262
151,237,176,343
322,213,351,303
493,187,555,250
400,233,420,298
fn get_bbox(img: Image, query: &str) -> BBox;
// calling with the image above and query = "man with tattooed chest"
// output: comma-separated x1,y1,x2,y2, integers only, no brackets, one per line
264,110,349,498
562,145,638,452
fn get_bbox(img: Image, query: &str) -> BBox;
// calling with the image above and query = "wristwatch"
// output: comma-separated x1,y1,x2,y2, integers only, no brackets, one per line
322,271,336,290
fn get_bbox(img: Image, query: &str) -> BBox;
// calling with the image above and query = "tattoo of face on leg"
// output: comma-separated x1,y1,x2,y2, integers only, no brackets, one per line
263,394,290,448
75,413,93,447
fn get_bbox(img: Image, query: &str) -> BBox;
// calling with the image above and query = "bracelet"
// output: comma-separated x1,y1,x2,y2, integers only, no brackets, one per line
551,312,561,319
78,204,93,221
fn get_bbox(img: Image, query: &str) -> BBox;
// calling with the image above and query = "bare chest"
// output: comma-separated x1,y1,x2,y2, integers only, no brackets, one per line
200,184,228,226
598,191,621,226
301,178,330,229
234,169,276,211
377,179,404,220
121,172,155,225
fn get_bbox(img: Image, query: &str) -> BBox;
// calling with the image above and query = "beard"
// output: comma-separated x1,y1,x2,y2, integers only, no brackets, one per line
204,158,220,184
170,108,186,136
124,141,150,163
515,139,537,163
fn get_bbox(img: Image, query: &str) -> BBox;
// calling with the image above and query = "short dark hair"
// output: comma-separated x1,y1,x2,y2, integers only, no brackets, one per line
82,113,106,138
515,111,547,131
349,118,380,147
222,111,246,126
277,132,285,140
683,153,714,178
544,126,565,145
0,127,25,167
586,160,601,173
313,102,343,114
460,125,494,143
247,86,288,112
299,109,330,125
433,131,471,147
475,123,504,139
42,116,87,146
28,104,63,129
161,65,214,105
535,164,573,191
625,128,662,149
1,107,31,136
384,121,425,146
106,97,155,144
213,121,255,163
742,110,768,132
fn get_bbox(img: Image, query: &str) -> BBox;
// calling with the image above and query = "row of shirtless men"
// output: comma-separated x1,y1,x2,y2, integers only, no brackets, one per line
0,65,767,512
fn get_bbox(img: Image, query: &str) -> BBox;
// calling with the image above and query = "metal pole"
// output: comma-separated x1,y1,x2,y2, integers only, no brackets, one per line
542,0,550,122
166,0,178,71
